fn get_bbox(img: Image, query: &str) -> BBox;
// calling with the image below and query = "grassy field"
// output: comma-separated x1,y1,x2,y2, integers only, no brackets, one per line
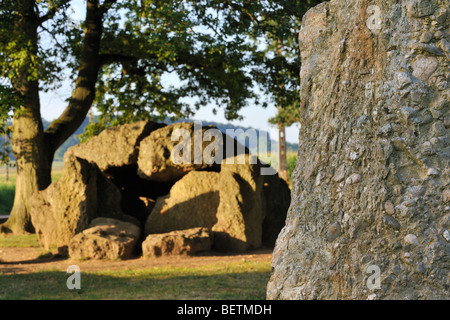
0,235,271,300
0,261,271,300
0,162,63,216
0,233,40,247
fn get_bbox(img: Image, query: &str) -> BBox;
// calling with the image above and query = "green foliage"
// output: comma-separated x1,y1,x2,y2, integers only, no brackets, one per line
0,131,12,167
268,104,302,127
1,0,323,144
287,152,297,183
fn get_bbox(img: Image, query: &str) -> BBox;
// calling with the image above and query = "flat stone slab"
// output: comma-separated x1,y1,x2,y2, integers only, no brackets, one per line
142,227,212,257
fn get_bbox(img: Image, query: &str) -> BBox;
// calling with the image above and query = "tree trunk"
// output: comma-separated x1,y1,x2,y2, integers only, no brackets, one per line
2,108,53,234
0,0,50,234
1,0,103,234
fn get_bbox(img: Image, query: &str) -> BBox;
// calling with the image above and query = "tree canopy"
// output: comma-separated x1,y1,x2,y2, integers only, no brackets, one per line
1,0,322,137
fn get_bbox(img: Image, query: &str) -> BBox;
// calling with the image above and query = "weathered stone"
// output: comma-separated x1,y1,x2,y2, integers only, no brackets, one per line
326,223,341,242
395,72,414,89
69,218,141,260
137,122,223,182
332,164,346,182
420,31,433,43
30,156,98,252
268,0,449,300
384,201,395,215
436,10,448,24
405,185,426,198
213,155,265,252
409,42,443,56
404,234,420,246
443,230,450,242
443,189,450,203
145,158,265,252
435,30,444,39
382,215,401,230
144,171,221,235
30,155,138,253
345,173,361,185
440,38,450,59
412,56,438,81
406,0,434,18
67,120,164,171
67,120,175,226
142,227,212,257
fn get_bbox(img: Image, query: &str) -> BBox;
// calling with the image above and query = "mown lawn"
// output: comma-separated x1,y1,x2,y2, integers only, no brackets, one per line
0,235,271,300
0,233,40,247
0,262,271,300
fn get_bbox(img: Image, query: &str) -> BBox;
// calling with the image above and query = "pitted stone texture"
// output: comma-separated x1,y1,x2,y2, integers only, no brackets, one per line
142,227,212,257
69,218,141,260
30,155,138,253
67,120,164,171
145,159,265,253
137,122,222,182
268,0,450,300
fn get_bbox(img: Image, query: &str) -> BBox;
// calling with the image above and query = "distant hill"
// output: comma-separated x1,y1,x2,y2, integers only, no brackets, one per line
168,118,299,154
0,118,89,162
2,117,298,162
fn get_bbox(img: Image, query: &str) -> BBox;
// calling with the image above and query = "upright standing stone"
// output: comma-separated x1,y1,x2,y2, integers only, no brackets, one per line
268,0,449,300
30,155,138,253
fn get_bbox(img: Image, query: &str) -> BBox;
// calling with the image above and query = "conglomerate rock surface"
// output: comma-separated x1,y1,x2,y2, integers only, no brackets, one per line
267,0,449,300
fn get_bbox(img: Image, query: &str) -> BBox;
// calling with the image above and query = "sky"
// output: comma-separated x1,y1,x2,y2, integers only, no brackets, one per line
38,0,301,145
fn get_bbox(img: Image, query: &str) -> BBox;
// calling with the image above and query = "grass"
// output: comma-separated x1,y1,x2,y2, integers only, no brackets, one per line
0,261,271,300
0,235,271,300
0,162,63,216
0,234,40,247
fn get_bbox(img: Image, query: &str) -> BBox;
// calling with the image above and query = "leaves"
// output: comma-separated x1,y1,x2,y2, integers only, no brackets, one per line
0,0,324,139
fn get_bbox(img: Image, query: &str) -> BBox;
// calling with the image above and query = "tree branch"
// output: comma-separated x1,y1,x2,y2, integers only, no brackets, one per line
45,0,103,151
38,0,71,25
100,0,118,13
99,53,138,66
39,24,69,54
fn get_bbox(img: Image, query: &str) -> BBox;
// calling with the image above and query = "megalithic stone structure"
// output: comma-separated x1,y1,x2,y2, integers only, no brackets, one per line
268,0,450,300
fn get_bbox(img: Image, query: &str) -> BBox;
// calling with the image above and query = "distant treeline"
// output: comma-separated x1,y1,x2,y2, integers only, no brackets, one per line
1,118,298,162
